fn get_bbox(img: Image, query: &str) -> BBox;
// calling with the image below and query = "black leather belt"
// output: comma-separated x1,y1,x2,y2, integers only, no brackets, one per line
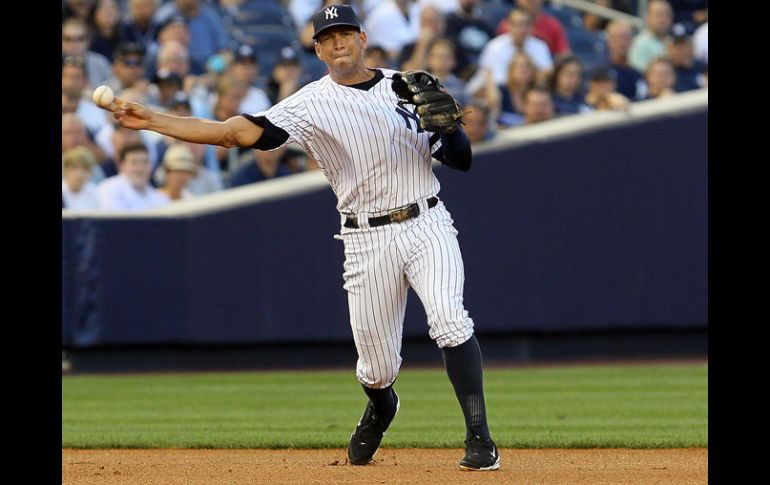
344,197,438,229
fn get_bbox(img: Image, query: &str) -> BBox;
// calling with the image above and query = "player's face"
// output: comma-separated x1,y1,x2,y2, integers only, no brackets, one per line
314,27,368,71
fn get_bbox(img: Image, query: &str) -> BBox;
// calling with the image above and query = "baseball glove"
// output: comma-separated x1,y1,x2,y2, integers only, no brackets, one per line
391,70,463,133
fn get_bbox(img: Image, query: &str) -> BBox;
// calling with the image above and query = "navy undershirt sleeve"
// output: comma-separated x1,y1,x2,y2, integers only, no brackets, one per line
432,128,472,172
241,114,290,150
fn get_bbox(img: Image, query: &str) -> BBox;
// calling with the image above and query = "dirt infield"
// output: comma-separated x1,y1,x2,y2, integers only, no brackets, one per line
62,448,707,484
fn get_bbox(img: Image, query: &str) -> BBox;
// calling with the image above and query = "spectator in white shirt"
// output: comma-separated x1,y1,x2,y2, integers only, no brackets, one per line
364,0,421,62
465,8,552,96
96,142,169,211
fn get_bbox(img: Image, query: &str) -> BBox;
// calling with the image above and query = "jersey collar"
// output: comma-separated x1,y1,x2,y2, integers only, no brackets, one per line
346,69,383,91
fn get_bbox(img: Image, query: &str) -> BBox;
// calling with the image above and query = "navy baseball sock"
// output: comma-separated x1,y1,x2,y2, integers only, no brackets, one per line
442,335,491,441
362,383,397,413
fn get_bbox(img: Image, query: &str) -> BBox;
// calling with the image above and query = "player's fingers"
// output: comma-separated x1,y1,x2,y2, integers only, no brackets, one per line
106,96,124,112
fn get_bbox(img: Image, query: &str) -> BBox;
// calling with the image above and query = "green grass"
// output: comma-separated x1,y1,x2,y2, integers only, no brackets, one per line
62,363,707,449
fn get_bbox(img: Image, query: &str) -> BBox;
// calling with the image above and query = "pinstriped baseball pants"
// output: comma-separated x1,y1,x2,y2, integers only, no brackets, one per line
337,200,475,389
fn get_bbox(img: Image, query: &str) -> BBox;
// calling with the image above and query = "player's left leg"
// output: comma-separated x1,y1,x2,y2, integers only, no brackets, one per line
402,202,500,471
340,224,408,464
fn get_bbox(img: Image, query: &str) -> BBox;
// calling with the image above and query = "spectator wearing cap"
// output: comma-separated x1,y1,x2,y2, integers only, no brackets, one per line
62,17,112,87
147,69,185,110
228,44,271,115
88,0,131,62
666,26,706,92
229,146,293,188
604,20,644,101
584,67,630,111
105,42,149,94
157,144,197,201
629,0,673,72
96,142,169,211
62,55,109,137
266,46,304,105
152,0,230,78
173,141,224,196
62,146,101,211
148,38,213,121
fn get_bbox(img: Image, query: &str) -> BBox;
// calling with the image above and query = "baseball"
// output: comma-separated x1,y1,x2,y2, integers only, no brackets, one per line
92,85,114,108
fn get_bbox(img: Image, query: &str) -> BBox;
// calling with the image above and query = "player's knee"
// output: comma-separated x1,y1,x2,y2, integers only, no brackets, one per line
358,369,398,389
430,320,474,349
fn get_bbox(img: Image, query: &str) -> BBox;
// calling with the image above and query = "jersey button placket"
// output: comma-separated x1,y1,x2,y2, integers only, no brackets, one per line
390,162,398,207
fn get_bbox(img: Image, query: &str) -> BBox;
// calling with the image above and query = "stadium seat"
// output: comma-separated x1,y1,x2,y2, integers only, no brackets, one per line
478,1,512,31
231,26,299,53
544,3,584,29
567,28,606,52
221,1,294,29
566,28,608,71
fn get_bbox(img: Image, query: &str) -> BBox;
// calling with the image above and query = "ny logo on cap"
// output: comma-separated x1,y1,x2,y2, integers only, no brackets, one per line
325,7,338,19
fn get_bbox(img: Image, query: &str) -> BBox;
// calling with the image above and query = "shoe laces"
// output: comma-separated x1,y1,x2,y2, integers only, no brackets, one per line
466,435,496,453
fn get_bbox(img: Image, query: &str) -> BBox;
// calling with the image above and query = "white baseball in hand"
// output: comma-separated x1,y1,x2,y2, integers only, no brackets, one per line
92,85,114,108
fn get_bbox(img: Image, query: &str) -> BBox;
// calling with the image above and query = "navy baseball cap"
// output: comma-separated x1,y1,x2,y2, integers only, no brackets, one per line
311,4,362,40
234,44,259,63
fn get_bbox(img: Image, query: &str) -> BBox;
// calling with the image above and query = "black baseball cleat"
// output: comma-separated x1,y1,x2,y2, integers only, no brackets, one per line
459,435,501,471
347,392,400,465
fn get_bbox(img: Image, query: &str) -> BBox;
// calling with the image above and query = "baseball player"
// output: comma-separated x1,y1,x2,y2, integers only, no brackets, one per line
104,4,500,471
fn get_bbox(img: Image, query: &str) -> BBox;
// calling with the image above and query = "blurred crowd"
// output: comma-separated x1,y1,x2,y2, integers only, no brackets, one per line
62,0,707,211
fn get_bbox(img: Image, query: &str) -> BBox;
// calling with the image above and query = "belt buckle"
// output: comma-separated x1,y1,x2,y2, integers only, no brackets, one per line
389,207,411,223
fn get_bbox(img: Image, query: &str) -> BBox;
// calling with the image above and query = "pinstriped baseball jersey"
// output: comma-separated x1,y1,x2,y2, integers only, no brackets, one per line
253,68,443,215
252,67,474,388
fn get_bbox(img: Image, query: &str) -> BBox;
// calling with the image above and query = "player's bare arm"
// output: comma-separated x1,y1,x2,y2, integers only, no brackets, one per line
109,99,264,148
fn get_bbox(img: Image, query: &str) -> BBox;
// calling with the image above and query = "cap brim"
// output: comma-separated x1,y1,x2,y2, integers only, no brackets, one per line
312,23,361,40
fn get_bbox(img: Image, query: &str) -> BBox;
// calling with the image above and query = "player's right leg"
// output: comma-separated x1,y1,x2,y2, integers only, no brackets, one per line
340,226,408,465
402,203,500,471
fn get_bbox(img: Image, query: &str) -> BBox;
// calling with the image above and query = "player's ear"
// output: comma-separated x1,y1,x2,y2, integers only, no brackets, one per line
314,41,323,61
359,30,368,49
